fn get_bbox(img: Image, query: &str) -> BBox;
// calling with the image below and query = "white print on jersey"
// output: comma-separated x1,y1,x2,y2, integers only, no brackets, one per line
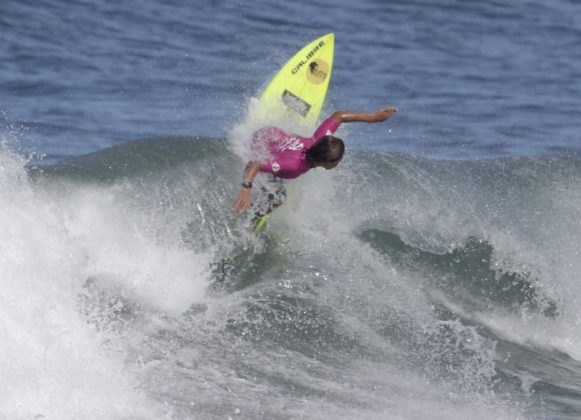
275,135,304,152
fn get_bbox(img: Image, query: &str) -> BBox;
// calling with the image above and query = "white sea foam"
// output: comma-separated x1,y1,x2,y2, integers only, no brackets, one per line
0,146,210,419
4,132,581,419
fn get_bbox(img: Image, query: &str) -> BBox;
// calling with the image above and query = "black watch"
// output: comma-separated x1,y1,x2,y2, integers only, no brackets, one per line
241,181,253,189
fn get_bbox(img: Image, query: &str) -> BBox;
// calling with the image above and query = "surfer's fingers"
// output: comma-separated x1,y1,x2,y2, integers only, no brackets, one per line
232,196,244,211
232,196,251,214
377,107,398,120
236,204,251,215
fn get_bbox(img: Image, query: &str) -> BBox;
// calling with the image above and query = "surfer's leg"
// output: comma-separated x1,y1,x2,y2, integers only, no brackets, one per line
266,177,287,213
251,177,286,221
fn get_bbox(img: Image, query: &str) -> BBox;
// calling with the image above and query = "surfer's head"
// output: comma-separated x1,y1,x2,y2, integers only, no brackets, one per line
307,135,345,170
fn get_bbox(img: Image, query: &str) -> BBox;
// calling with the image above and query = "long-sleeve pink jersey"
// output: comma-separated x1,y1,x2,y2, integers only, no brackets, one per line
253,118,341,179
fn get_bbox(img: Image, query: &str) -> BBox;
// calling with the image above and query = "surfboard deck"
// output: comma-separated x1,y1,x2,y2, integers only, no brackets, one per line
255,33,334,129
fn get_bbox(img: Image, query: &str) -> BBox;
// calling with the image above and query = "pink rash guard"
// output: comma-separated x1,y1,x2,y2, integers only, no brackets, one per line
253,118,341,179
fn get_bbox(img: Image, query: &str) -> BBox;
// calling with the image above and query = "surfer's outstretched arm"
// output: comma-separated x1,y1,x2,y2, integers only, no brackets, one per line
232,160,262,214
330,107,398,124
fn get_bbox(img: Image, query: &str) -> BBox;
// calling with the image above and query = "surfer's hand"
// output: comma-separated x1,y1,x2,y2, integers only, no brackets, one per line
374,107,398,122
232,189,252,214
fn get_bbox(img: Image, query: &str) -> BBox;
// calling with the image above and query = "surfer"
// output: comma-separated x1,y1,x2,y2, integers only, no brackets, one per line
232,107,398,217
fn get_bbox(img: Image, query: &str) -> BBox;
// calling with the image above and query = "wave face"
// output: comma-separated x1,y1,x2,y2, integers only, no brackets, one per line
2,136,581,419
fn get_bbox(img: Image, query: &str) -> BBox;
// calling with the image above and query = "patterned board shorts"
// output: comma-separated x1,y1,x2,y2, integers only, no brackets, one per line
252,176,286,218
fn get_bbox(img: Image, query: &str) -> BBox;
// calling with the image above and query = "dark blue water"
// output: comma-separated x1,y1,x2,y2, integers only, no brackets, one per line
3,0,580,159
2,1,581,419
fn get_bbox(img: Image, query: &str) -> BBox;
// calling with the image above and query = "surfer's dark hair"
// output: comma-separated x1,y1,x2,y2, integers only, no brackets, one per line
306,135,345,165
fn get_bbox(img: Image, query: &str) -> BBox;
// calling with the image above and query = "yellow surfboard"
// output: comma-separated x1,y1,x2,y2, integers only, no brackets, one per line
257,33,335,128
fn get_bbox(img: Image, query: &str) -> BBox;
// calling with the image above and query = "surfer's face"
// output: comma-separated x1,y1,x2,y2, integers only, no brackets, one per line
318,160,341,170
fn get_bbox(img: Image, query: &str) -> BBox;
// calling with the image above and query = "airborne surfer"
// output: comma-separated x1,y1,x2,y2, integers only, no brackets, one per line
232,107,398,220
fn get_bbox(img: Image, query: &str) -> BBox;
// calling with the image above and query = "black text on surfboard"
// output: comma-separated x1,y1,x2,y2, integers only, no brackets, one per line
291,41,325,75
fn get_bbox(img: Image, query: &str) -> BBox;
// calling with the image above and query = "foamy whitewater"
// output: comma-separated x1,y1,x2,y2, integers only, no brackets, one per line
2,0,581,418
0,128,580,418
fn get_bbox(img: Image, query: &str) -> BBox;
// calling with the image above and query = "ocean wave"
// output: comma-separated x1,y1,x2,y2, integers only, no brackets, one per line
2,136,581,418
